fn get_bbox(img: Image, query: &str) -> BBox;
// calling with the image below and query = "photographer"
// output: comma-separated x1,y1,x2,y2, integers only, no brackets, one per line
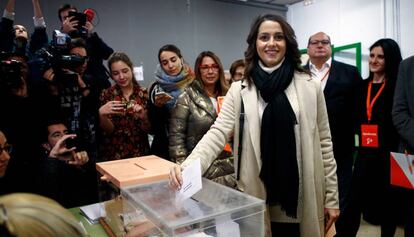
58,4,113,93
39,120,93,208
37,38,99,206
41,37,98,155
0,0,49,59
0,52,44,194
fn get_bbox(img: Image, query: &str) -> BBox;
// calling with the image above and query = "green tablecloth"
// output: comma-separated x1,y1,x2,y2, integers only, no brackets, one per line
69,207,109,237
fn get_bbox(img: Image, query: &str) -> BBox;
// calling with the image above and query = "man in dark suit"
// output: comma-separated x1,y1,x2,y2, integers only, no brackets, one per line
305,32,362,213
392,55,414,236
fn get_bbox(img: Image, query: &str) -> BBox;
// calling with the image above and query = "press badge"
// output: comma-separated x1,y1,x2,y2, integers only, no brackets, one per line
361,124,378,148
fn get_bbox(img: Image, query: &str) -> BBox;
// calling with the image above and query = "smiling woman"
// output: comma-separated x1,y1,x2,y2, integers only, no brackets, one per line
169,50,236,188
98,52,151,162
169,14,339,237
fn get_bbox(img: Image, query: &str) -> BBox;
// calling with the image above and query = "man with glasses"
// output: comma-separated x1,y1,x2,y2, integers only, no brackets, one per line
305,32,362,219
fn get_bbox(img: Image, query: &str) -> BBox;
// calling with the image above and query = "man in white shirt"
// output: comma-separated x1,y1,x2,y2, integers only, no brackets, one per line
306,32,362,217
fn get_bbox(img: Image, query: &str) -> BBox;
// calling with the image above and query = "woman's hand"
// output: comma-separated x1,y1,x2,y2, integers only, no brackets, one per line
99,100,125,117
133,103,147,120
154,93,173,107
133,103,151,131
169,165,183,190
324,208,340,233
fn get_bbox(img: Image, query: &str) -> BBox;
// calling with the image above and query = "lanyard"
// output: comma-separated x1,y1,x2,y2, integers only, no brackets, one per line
320,65,331,82
366,80,386,123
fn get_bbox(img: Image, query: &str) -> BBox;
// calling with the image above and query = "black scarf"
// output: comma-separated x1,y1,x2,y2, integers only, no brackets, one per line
251,59,299,218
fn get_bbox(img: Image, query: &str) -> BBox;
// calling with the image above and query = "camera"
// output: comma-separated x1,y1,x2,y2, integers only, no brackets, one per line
35,30,86,85
123,100,136,114
0,59,23,90
65,137,79,149
68,11,88,38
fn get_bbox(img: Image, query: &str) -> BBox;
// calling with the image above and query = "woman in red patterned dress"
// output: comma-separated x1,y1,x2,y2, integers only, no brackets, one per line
98,52,151,161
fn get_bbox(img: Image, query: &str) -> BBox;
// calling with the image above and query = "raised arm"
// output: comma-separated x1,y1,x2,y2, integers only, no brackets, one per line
32,0,43,19
5,0,15,13
29,0,48,53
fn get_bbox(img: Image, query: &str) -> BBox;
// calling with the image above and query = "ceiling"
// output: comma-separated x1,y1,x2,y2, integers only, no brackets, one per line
248,0,303,5
213,0,304,11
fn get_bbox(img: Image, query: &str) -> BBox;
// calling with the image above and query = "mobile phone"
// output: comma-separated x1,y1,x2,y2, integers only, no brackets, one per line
155,91,173,99
65,137,78,149
68,11,87,29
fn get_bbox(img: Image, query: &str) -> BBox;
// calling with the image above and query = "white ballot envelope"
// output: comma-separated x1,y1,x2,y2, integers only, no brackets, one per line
176,159,202,202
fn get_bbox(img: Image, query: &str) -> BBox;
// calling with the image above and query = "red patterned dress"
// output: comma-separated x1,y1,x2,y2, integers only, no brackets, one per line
99,84,150,161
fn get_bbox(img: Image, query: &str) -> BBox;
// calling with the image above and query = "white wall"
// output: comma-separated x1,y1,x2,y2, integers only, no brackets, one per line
287,0,414,78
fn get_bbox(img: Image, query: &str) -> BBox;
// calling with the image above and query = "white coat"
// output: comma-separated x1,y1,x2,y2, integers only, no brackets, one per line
181,71,339,237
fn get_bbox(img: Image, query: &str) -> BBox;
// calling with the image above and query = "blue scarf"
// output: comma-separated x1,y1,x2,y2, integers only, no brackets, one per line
154,64,194,109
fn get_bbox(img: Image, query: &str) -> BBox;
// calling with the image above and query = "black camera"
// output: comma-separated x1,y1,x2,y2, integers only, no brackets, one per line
0,59,23,90
68,11,87,38
35,30,86,84
65,137,79,149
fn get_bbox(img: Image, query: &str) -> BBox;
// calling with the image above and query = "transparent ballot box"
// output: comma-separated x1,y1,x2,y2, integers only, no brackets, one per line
121,178,265,237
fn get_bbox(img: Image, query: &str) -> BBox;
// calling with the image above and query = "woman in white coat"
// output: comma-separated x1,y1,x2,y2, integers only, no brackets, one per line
169,14,339,237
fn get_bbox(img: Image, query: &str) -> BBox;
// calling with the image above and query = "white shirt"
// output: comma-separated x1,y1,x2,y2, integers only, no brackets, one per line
309,57,332,90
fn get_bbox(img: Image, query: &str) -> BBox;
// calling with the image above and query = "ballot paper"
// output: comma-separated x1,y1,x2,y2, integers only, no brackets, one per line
176,159,202,202
79,202,105,225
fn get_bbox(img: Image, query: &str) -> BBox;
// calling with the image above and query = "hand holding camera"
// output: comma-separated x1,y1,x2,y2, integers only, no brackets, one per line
154,91,173,107
48,134,88,166
61,15,78,35
132,103,148,121
99,100,126,117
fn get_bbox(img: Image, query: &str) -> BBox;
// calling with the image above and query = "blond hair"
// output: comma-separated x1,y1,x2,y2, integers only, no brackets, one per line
0,193,87,237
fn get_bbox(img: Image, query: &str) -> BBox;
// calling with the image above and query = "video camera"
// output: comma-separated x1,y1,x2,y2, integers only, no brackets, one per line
0,58,23,90
35,30,86,85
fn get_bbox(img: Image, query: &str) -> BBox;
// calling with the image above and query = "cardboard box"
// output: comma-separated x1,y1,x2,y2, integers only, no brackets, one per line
96,155,176,188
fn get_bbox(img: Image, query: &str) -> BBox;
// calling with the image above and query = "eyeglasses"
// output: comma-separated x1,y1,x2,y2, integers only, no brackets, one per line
0,144,12,154
309,40,331,46
199,64,220,72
